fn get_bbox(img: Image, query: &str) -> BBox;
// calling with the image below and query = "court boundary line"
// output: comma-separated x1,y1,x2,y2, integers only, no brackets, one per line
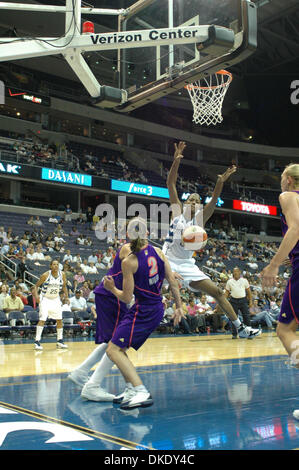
0,401,153,450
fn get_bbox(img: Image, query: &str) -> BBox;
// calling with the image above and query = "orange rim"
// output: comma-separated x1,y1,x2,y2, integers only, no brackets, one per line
184,70,233,91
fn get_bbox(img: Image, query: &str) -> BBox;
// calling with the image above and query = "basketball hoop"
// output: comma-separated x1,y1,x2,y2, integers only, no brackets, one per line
185,70,233,126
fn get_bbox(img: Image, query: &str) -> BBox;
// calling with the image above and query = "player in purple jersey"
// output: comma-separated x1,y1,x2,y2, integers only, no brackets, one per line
68,241,133,401
103,219,184,410
260,164,299,420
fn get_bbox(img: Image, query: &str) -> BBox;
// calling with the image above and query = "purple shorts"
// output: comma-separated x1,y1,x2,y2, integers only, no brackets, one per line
279,259,299,325
111,301,164,351
94,294,128,344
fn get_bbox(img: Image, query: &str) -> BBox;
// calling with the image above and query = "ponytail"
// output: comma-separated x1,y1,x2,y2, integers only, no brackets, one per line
130,236,146,253
127,217,148,252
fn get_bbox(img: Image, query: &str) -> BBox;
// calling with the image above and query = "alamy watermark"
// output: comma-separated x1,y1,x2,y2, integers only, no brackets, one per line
93,196,204,241
0,80,4,105
290,80,299,105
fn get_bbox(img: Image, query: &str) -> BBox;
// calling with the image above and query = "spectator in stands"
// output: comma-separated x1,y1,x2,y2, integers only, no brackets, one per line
163,300,175,324
49,214,59,224
0,284,8,310
32,216,43,227
212,304,229,332
84,160,97,174
81,281,91,300
64,204,73,222
54,233,66,245
74,269,85,286
33,246,52,261
186,299,203,333
0,241,10,256
26,246,35,261
101,250,113,268
85,207,93,226
63,250,73,263
26,216,34,226
3,287,24,316
249,299,277,330
76,213,85,225
76,234,86,245
70,226,80,237
53,241,64,253
63,260,74,279
80,259,91,274
16,256,28,280
45,235,55,251
26,286,39,309
219,269,229,282
72,254,82,265
98,168,108,177
88,262,97,274
85,237,93,247
173,301,192,334
15,287,28,306
268,296,281,320
54,224,66,237
0,226,8,243
69,289,88,313
197,294,214,324
20,234,29,248
88,252,98,264
4,246,17,262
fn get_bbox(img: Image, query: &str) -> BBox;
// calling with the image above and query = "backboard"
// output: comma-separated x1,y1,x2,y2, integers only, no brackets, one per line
117,0,257,112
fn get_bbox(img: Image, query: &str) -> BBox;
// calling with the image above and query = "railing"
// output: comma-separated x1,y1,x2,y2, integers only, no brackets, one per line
24,270,39,286
0,255,17,278
0,140,80,170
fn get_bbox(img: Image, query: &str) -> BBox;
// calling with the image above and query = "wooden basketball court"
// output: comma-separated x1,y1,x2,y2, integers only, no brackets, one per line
1,332,299,451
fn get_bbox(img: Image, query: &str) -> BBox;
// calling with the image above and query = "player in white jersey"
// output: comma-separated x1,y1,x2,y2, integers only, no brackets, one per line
33,259,69,350
163,142,261,340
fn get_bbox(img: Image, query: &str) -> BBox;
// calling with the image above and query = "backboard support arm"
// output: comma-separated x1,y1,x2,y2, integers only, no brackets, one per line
0,0,257,109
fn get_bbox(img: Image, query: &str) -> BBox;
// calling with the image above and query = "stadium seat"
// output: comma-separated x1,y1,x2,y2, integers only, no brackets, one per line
62,311,81,335
8,311,26,326
75,310,93,336
25,310,40,326
0,310,11,337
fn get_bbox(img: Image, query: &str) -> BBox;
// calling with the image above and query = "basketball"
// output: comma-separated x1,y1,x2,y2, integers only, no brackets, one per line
182,226,208,251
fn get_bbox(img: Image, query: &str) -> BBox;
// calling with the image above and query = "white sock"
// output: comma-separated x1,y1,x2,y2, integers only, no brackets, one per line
126,382,134,389
35,325,44,341
76,343,107,374
57,328,63,341
87,353,114,387
233,319,242,329
134,385,148,393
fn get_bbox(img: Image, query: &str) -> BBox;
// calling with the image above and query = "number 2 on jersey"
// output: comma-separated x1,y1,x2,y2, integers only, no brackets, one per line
148,256,158,277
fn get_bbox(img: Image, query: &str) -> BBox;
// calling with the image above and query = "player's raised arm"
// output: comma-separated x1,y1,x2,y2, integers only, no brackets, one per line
203,165,237,225
167,142,186,219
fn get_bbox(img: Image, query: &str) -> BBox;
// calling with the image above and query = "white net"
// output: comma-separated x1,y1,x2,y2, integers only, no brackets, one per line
185,70,233,126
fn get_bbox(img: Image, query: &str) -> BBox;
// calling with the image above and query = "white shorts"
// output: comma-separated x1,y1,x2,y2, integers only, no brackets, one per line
167,257,210,292
39,297,62,321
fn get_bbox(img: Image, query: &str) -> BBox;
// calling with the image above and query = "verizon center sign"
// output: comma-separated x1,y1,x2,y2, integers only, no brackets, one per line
233,200,278,216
